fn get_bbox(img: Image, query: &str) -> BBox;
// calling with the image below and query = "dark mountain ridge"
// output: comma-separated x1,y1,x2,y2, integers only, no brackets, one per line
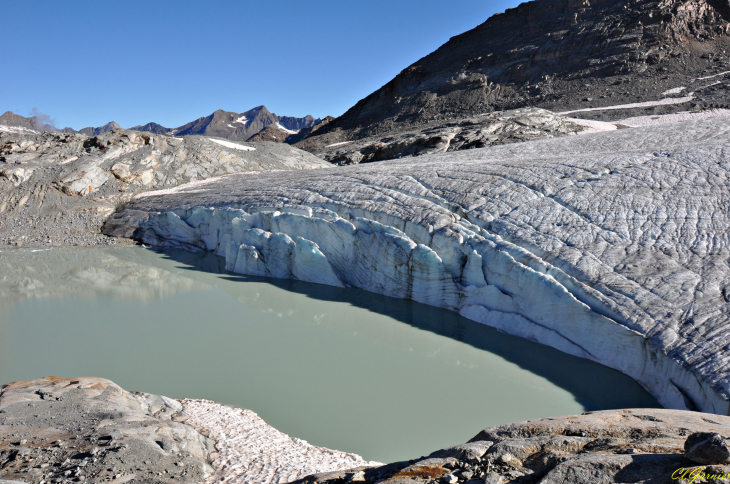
295,0,730,151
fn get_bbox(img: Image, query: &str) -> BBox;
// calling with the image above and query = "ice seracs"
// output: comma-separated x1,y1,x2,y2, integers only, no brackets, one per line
104,116,730,416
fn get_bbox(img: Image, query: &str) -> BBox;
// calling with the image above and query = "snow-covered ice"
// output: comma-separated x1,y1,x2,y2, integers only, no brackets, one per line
0,125,40,135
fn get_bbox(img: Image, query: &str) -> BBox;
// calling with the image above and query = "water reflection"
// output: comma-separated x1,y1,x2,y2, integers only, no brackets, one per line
0,246,658,462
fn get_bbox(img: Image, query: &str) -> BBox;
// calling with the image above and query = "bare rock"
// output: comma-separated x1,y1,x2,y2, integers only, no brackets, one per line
289,409,730,484
685,432,730,465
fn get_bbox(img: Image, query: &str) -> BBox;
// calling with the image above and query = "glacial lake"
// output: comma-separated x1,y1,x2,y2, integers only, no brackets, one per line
0,246,658,462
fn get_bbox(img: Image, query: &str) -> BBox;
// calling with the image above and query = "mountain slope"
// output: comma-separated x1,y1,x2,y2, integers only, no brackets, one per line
296,0,730,151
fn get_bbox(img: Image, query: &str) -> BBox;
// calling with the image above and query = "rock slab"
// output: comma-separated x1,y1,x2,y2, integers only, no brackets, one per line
292,409,730,484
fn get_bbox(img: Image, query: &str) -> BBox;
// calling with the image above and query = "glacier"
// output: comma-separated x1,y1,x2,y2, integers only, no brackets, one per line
104,116,730,415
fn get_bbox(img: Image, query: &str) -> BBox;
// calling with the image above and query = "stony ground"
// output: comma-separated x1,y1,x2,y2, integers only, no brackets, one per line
0,129,329,249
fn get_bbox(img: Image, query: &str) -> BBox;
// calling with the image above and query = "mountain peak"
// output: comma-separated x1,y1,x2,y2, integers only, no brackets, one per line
296,0,730,149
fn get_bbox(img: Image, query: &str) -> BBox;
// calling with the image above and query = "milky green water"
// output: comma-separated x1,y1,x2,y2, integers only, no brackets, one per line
0,246,658,462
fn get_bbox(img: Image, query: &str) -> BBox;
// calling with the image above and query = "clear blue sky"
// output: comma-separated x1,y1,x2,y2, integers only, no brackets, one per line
4,1,522,130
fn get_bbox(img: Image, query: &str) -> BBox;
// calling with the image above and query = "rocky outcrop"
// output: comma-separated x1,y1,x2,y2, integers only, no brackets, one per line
104,116,730,415
293,409,730,484
315,108,584,165
0,129,329,248
0,377,375,484
295,0,730,152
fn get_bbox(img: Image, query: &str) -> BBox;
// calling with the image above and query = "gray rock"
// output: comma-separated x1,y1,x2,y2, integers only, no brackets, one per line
429,442,493,462
685,432,730,464
457,468,474,480
483,473,502,484
0,377,215,483
441,473,458,484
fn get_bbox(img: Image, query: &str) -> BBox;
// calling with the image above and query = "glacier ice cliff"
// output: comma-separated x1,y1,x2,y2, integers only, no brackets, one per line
104,117,730,415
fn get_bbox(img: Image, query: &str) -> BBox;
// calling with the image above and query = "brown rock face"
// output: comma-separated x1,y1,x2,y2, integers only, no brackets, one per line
297,0,730,152
247,125,292,142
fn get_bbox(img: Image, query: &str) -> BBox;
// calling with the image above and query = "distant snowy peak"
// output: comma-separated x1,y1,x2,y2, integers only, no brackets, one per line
0,111,76,135
132,106,322,143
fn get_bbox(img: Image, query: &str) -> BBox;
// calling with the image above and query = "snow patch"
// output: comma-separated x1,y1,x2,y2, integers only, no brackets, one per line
566,118,619,133
695,71,730,81
234,116,248,124
182,399,380,484
662,87,686,96
273,122,299,135
209,138,256,151
0,125,40,135
325,141,354,148
558,96,694,115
